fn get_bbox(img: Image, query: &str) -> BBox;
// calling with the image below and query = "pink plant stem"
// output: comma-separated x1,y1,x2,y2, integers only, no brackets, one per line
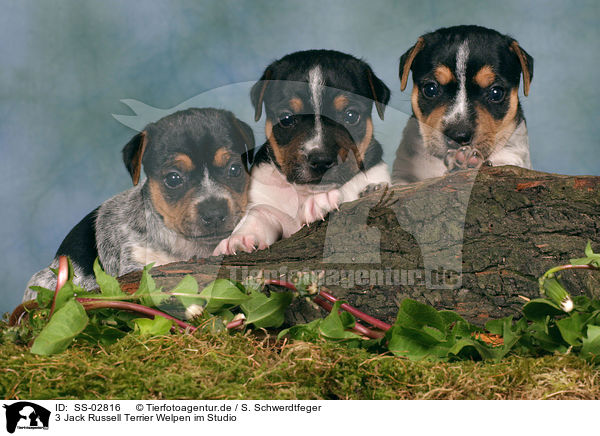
318,289,392,331
264,279,298,291
77,298,197,332
49,255,69,317
313,296,383,339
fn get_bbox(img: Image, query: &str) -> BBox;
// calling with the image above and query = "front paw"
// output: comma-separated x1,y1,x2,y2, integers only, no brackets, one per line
301,189,342,225
445,146,485,171
213,233,267,256
359,182,389,198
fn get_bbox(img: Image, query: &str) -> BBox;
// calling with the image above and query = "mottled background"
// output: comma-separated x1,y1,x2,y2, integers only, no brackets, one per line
1,0,598,314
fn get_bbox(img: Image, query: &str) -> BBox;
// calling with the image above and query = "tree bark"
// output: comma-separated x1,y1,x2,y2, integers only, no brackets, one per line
118,166,600,326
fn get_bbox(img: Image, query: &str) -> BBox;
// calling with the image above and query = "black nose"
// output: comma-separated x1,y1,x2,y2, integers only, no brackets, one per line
307,151,336,174
444,127,473,148
198,198,229,225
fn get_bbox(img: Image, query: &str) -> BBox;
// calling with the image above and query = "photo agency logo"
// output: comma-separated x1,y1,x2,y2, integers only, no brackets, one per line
3,402,50,433
111,79,494,315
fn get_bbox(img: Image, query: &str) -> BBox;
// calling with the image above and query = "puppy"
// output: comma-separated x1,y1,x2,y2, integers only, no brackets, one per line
24,108,254,301
214,49,391,255
392,25,534,183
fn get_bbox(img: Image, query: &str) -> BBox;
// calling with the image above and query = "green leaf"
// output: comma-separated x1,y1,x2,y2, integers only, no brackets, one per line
31,299,89,355
318,301,360,340
278,319,321,341
30,286,54,308
241,291,292,328
134,264,167,307
387,326,451,361
171,275,201,309
133,316,173,336
556,312,590,346
93,258,125,297
395,299,445,332
570,241,600,267
581,325,600,364
522,298,564,322
78,323,128,346
53,280,85,311
199,279,250,313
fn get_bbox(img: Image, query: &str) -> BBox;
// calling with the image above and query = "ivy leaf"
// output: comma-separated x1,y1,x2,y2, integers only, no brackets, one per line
93,258,125,297
30,286,54,308
133,316,173,336
134,264,167,307
581,325,600,364
31,299,89,355
199,279,250,313
570,241,600,267
395,299,445,332
241,291,292,328
522,298,564,322
171,275,202,309
318,301,360,340
53,280,86,312
278,319,321,341
556,312,590,346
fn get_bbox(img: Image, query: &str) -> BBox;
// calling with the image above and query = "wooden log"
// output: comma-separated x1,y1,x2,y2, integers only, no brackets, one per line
117,166,600,326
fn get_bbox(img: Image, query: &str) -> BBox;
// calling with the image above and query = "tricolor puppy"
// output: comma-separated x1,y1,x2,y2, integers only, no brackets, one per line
214,49,391,255
24,108,253,301
392,25,534,183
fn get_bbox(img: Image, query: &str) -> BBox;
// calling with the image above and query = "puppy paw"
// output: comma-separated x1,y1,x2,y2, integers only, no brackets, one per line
359,182,389,198
445,146,485,171
301,189,342,225
213,233,267,256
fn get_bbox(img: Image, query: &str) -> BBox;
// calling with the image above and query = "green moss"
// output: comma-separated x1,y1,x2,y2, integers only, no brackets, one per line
1,330,598,400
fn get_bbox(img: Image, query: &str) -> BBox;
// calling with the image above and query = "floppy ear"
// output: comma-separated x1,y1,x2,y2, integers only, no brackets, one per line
399,37,425,91
122,131,147,186
250,67,273,122
510,40,534,96
232,117,255,171
366,68,391,120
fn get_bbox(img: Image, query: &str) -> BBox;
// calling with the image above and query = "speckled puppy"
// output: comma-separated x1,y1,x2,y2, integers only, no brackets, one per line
24,108,254,301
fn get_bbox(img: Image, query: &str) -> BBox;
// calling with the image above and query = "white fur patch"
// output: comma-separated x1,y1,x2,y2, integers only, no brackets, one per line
304,66,325,152
444,41,470,124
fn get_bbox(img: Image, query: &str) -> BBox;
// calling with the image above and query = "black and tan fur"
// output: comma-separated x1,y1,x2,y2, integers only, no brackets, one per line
392,25,534,183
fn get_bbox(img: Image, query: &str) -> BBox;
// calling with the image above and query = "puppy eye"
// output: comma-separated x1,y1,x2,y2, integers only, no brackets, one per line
487,86,505,103
422,82,441,99
228,163,242,177
164,172,183,188
343,109,360,125
278,111,296,128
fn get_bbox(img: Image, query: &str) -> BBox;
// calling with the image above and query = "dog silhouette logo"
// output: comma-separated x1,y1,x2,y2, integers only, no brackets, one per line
3,402,50,433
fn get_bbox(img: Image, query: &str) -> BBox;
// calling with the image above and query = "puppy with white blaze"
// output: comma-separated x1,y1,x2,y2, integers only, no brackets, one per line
392,25,534,183
214,50,391,255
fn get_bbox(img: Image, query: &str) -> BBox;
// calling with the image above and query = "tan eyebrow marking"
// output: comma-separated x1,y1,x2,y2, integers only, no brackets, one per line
213,147,232,167
333,95,349,111
173,153,194,171
474,65,496,88
289,97,304,113
434,65,455,85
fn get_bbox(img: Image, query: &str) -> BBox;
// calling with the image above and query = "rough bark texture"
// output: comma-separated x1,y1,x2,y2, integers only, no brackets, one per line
118,166,600,326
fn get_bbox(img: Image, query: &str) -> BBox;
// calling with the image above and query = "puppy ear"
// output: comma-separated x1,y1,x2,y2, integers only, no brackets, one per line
366,68,391,120
399,37,425,91
122,131,147,186
510,41,534,96
231,117,255,171
250,68,272,122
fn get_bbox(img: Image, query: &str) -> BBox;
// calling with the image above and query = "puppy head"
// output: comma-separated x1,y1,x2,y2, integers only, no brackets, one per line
251,49,390,188
122,108,254,244
399,25,533,159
